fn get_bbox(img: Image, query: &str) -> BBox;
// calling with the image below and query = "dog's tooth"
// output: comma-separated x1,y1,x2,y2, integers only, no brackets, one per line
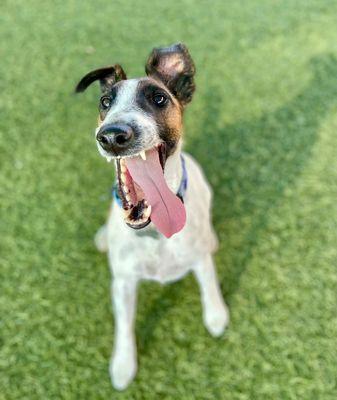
139,150,146,161
123,184,129,194
121,164,127,173
143,205,151,217
121,173,127,184
106,156,112,163
125,193,131,202
122,209,130,219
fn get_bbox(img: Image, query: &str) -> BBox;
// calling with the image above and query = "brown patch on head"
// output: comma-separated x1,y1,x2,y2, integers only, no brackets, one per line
136,77,183,154
160,92,182,144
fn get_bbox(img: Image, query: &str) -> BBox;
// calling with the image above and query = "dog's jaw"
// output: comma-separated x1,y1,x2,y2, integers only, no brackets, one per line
112,140,185,237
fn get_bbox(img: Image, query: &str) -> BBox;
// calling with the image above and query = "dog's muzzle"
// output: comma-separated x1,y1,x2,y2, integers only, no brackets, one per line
96,123,134,154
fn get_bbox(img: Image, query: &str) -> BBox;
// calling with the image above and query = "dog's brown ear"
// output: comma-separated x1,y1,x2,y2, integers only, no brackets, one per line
75,64,126,93
145,43,195,106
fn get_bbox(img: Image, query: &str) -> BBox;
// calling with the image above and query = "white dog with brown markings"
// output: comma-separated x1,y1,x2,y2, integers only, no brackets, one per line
75,43,229,390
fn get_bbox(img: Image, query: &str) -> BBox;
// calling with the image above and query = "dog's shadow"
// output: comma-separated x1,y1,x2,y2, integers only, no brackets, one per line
137,54,337,351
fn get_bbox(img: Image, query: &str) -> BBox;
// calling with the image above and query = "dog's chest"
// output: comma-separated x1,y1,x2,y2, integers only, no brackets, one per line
110,225,195,283
140,235,193,283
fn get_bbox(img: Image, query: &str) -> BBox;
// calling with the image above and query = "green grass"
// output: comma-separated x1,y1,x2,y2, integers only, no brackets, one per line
1,0,337,398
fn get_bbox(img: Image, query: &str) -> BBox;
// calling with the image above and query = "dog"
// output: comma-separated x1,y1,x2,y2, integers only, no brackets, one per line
75,43,229,390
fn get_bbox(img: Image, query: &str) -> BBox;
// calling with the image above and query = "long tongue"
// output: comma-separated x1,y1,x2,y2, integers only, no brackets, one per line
126,149,186,238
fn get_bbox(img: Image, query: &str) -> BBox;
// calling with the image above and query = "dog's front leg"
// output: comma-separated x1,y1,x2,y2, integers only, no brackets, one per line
110,277,138,390
193,254,229,337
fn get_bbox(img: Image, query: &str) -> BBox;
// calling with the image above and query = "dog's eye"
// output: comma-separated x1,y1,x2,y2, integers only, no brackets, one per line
101,96,112,109
152,93,168,107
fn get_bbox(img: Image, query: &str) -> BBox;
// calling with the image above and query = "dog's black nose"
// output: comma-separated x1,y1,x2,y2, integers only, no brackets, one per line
96,124,134,153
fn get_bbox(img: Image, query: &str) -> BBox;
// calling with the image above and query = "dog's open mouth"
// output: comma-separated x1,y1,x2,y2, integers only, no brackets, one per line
115,144,186,238
116,145,167,230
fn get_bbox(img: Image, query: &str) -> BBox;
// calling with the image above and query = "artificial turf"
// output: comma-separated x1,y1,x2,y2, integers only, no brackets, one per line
1,0,337,399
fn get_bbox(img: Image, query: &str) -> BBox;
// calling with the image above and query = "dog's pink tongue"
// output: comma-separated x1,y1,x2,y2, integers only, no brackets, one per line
126,149,186,238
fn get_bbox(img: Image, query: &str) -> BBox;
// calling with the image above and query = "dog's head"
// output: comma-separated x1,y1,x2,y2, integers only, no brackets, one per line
76,43,195,157
75,43,195,237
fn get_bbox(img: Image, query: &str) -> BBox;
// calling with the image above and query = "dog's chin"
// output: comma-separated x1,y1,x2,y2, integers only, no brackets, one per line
101,143,167,230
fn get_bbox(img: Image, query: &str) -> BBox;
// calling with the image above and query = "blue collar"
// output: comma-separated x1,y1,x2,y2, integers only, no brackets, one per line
113,155,188,207
176,155,188,202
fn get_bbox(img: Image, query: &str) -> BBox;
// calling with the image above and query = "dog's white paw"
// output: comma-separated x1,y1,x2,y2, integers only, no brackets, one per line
204,302,229,337
110,350,137,391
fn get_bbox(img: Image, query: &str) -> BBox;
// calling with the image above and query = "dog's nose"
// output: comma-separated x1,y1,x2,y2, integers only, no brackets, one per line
96,124,134,153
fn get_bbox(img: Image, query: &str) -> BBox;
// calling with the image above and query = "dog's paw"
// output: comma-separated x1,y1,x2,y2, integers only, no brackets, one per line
204,302,229,337
110,350,137,391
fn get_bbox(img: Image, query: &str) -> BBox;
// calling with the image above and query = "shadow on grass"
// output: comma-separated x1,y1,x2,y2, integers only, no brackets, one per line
188,53,337,298
138,54,337,348
137,281,185,352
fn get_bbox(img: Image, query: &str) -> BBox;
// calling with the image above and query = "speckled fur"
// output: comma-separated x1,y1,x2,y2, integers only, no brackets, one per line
95,143,229,390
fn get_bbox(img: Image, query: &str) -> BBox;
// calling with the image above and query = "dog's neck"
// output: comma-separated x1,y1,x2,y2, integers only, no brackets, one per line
163,140,183,195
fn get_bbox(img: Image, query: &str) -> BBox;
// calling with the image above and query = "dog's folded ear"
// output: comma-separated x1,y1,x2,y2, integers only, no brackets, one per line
145,43,195,106
75,64,126,93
